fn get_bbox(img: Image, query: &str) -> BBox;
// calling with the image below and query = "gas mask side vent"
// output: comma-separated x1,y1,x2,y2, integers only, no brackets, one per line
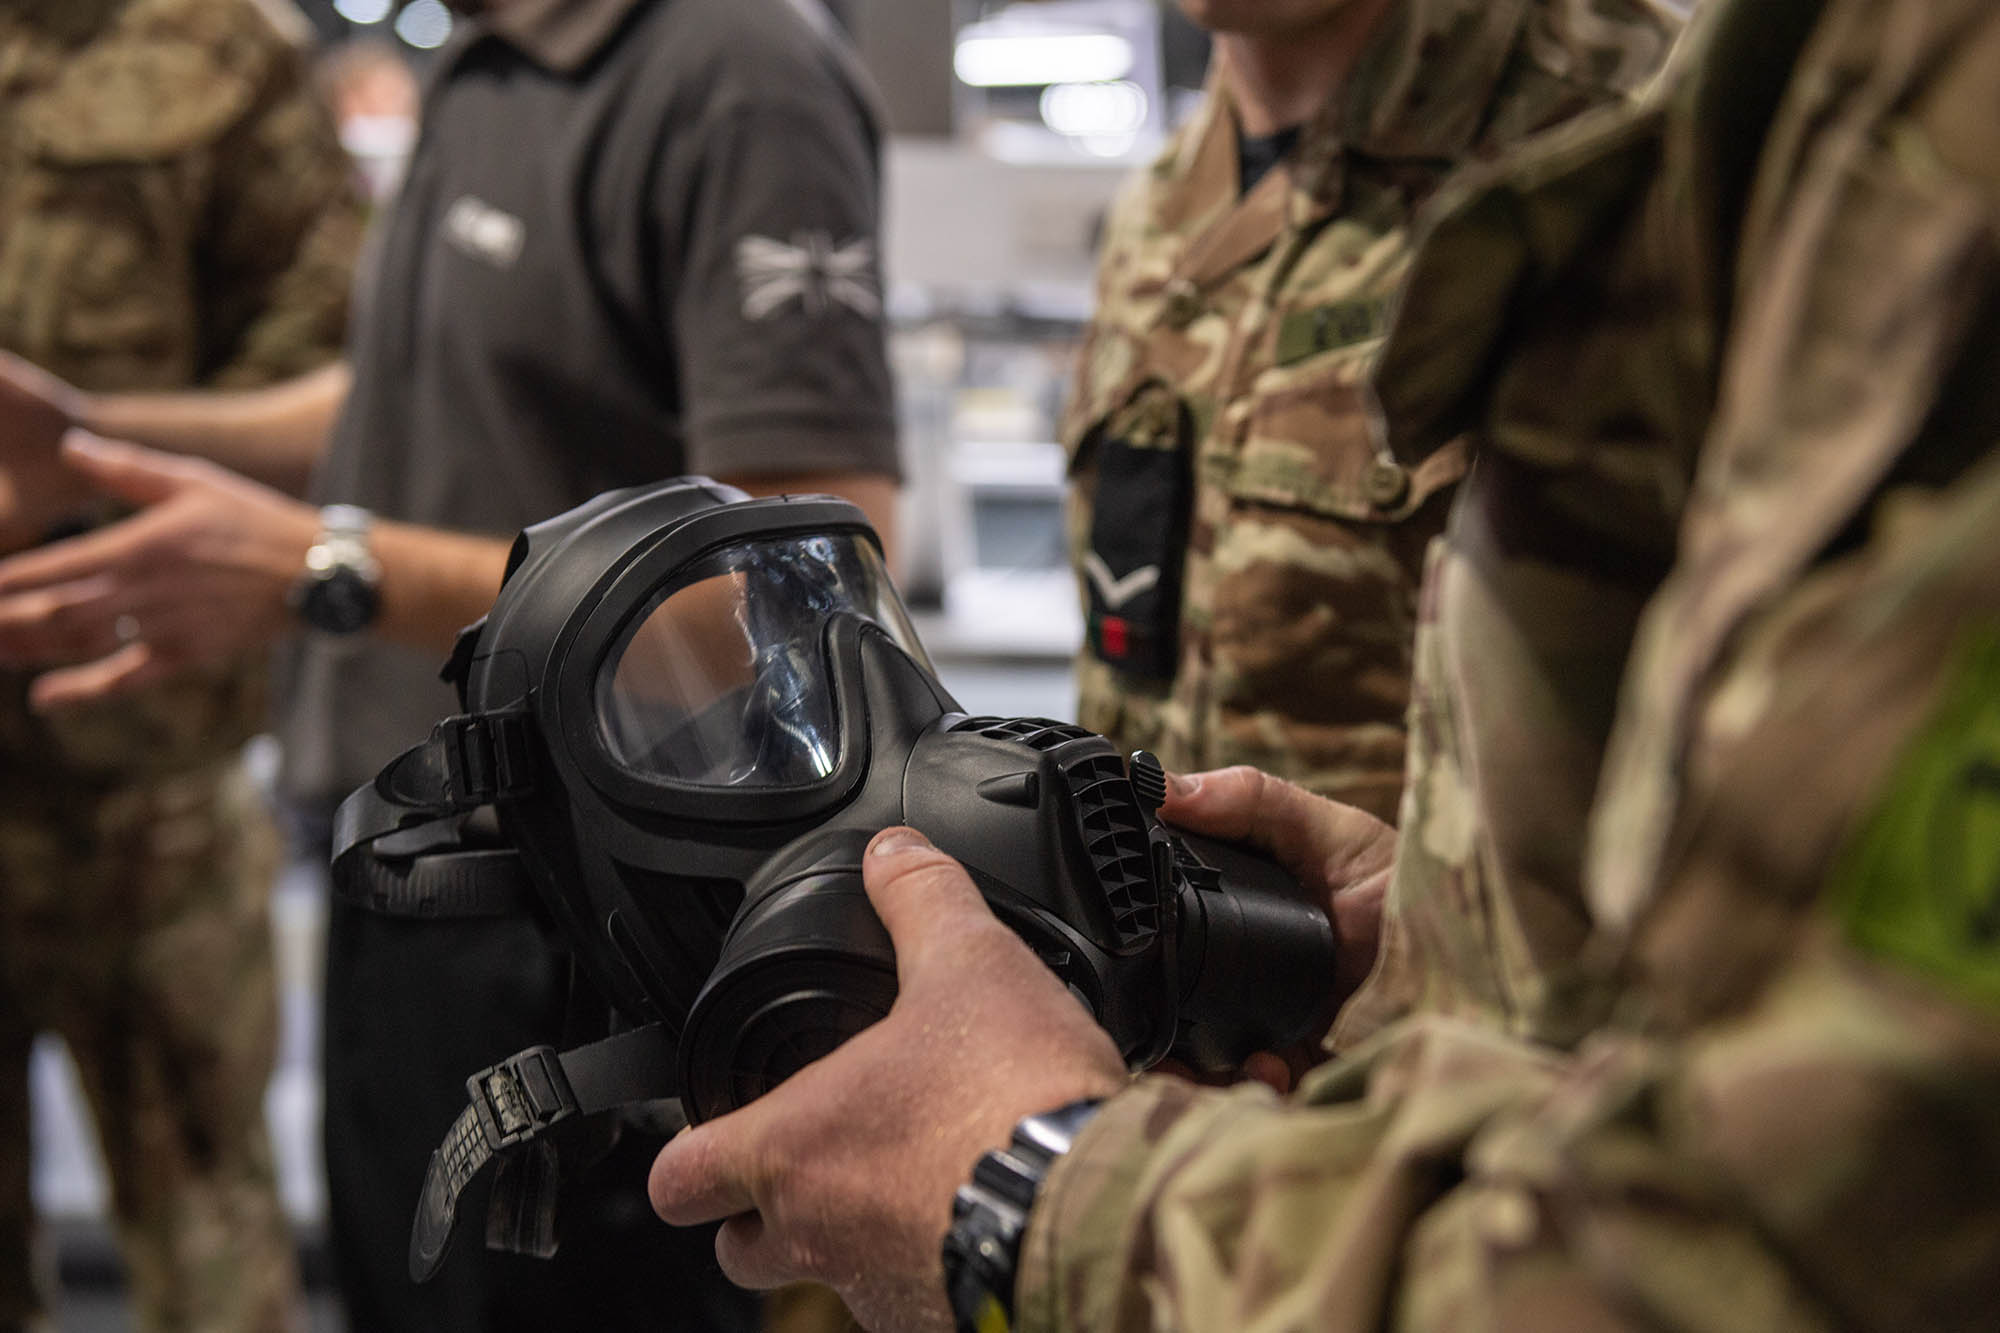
948,716,1096,750
949,716,1160,950
1060,750,1159,948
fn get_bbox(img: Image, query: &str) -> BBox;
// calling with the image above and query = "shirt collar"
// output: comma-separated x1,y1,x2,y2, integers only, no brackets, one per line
1146,0,1534,295
1331,0,1537,160
478,0,647,74
1164,0,1534,222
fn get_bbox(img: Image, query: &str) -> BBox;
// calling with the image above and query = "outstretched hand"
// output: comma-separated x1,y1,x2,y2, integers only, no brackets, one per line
648,827,1129,1333
1157,765,1397,1089
0,432,318,708
0,352,93,553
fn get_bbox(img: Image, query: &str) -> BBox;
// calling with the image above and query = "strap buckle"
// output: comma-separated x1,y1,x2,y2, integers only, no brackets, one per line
467,1045,578,1151
436,711,536,806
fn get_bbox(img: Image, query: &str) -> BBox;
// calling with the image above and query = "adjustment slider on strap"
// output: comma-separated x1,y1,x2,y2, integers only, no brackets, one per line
437,711,537,806
469,1045,578,1151
409,1023,683,1282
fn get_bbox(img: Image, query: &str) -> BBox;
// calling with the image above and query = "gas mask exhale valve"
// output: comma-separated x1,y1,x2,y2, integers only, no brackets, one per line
332,478,1336,1281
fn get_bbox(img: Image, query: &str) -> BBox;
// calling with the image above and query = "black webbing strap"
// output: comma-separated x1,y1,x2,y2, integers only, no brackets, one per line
330,710,539,919
485,1137,566,1261
408,1023,682,1282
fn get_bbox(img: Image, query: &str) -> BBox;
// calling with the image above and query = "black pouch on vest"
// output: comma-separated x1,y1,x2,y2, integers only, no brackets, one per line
1084,390,1192,681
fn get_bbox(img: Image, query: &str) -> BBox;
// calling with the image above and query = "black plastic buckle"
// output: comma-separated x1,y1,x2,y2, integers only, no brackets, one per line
436,711,536,806
467,1045,578,1151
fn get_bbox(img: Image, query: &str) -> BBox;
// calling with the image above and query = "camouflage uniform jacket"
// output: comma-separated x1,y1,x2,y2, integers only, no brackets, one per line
0,0,360,782
1021,0,2000,1329
1063,0,1678,819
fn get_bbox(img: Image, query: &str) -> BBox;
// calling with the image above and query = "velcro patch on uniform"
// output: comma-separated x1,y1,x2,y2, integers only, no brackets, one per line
1274,298,1390,366
1831,626,2000,1012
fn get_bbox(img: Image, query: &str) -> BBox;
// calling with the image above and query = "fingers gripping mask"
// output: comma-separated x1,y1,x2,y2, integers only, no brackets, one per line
333,478,1335,1280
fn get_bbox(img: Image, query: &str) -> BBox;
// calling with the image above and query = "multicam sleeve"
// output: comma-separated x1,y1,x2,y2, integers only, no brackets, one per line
1020,287,2000,1333
1015,1021,1577,1333
194,13,363,388
1020,885,2000,1333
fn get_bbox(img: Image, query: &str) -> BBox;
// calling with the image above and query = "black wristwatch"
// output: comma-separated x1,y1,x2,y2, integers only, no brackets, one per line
292,503,382,634
941,1099,1103,1333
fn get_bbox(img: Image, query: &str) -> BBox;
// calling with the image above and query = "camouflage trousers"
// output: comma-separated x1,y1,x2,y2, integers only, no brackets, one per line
0,756,298,1333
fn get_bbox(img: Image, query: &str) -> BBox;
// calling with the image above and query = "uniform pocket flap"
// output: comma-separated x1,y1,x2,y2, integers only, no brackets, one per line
1231,356,1470,523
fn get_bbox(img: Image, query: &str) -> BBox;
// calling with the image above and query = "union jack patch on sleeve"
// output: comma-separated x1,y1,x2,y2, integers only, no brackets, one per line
734,231,880,321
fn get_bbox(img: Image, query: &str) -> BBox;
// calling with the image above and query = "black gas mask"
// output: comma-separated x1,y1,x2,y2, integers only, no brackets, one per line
334,478,1334,1280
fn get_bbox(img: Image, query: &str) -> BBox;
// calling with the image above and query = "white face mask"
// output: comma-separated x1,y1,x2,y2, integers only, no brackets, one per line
339,115,418,201
340,114,417,156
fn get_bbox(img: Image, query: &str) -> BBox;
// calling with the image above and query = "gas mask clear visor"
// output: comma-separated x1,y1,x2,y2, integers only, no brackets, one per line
596,531,928,791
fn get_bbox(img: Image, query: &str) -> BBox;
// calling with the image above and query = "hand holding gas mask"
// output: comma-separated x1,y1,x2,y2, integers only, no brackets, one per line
332,479,1336,1279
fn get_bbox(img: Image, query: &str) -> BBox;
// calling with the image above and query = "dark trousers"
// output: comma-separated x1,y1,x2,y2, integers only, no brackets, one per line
321,894,757,1332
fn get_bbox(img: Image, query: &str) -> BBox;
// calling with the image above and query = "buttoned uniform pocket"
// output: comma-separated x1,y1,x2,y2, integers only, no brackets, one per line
1204,341,1468,809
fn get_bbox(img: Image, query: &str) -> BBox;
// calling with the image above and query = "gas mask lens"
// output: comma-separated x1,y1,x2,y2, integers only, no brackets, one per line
597,532,924,788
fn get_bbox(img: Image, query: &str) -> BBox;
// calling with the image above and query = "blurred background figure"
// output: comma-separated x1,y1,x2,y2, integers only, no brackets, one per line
313,37,418,203
0,0,362,1329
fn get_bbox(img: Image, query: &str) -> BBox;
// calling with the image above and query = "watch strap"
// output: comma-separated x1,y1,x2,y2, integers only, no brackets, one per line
307,504,379,577
942,1099,1103,1333
319,503,373,542
294,503,383,632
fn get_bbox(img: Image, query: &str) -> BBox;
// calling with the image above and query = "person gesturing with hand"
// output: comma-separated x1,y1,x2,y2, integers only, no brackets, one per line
0,429,505,709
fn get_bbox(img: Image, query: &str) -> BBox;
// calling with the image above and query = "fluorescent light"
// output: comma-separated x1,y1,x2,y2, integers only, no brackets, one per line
395,0,453,49
954,33,1134,88
1079,133,1139,158
333,0,392,22
1039,81,1148,138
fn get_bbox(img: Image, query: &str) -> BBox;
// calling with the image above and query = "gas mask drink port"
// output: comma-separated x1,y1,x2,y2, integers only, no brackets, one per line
333,478,1335,1279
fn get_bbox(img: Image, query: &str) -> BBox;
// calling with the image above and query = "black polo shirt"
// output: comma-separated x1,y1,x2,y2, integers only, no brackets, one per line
279,0,897,803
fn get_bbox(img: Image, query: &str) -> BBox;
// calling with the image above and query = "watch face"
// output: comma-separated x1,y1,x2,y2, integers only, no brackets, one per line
303,566,382,634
